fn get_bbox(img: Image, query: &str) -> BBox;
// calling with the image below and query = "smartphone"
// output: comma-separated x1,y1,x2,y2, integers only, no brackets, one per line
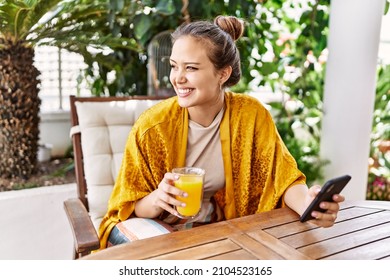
300,174,351,222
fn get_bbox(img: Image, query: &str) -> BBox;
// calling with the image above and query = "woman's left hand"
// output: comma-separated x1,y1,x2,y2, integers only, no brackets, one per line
304,185,345,228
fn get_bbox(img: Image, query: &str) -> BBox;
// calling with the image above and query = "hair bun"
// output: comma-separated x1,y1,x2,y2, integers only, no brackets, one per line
214,15,244,41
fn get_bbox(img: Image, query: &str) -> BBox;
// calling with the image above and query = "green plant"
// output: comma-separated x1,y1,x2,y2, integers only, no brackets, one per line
367,63,390,200
74,0,329,184
242,0,330,184
0,0,139,179
11,182,40,190
77,0,388,188
7,0,381,187
49,159,74,178
82,0,260,96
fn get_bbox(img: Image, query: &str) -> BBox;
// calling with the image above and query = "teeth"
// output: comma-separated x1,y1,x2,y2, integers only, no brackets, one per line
177,88,192,94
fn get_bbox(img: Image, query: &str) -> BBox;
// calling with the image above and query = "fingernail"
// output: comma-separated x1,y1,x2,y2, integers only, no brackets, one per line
182,192,188,197
181,203,186,207
174,175,180,180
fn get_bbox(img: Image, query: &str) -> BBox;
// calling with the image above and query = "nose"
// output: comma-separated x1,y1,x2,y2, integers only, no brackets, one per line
171,69,186,84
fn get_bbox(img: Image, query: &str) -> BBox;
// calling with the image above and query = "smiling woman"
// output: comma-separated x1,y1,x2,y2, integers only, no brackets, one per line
97,15,345,251
169,35,229,127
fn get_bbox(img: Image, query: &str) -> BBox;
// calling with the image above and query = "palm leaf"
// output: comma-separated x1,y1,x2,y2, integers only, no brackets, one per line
0,1,24,38
28,0,141,52
0,0,40,41
21,0,63,37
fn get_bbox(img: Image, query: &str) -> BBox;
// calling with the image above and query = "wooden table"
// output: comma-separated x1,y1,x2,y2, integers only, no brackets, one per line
82,200,390,260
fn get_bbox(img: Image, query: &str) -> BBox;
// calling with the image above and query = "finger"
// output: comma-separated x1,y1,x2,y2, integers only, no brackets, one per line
308,218,334,228
155,184,186,206
332,193,345,203
158,182,187,198
312,210,337,223
159,174,188,198
308,185,321,198
308,212,337,228
155,177,188,215
154,187,186,214
318,200,340,214
155,199,179,216
304,186,321,208
161,173,177,185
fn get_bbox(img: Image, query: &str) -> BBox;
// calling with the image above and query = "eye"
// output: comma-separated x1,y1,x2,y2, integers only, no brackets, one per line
186,66,198,71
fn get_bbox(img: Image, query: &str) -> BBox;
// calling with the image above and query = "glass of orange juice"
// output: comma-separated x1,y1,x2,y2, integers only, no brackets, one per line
172,167,205,219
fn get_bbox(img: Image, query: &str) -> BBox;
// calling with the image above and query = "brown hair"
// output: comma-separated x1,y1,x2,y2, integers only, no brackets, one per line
171,15,244,88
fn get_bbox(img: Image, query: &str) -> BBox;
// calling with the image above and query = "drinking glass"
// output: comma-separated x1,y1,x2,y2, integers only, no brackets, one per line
172,167,205,219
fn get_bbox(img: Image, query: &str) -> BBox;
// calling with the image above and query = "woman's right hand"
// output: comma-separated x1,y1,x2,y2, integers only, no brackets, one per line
135,172,188,218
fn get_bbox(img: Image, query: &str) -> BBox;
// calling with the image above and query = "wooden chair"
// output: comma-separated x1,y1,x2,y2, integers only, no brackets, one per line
63,95,167,259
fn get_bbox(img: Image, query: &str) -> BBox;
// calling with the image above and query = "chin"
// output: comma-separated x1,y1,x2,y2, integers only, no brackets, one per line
177,99,192,108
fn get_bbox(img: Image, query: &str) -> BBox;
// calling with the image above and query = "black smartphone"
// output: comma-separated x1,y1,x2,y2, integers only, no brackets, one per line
300,174,351,222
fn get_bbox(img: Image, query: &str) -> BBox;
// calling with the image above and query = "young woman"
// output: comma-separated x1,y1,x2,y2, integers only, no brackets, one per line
98,15,344,249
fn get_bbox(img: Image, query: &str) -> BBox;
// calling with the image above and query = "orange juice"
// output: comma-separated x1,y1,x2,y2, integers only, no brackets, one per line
175,176,203,217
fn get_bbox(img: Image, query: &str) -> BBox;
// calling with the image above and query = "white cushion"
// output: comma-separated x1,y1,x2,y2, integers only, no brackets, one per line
75,99,163,230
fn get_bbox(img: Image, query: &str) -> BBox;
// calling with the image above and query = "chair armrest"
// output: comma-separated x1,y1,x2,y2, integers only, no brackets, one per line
63,198,100,258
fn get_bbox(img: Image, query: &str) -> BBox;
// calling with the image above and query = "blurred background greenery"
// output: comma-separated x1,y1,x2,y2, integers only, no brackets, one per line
0,0,389,198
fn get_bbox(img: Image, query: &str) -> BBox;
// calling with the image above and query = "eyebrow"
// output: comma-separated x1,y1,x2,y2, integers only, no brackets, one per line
169,58,201,65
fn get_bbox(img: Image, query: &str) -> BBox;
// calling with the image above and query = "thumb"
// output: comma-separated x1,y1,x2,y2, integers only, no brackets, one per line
309,185,321,198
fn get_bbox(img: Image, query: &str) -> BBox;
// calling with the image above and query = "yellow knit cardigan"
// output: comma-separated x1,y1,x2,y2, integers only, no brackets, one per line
98,92,306,248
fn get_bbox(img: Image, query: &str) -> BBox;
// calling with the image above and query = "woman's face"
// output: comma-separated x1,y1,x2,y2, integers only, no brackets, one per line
169,36,228,110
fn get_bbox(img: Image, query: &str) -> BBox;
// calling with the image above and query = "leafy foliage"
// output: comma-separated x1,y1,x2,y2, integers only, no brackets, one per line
70,0,330,183
0,0,332,183
1,0,388,186
367,63,390,200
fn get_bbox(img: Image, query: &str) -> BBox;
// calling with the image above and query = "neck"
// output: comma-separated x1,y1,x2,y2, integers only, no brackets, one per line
188,93,225,127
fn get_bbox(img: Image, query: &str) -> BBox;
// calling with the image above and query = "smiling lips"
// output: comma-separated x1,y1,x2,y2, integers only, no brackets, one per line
176,88,194,97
